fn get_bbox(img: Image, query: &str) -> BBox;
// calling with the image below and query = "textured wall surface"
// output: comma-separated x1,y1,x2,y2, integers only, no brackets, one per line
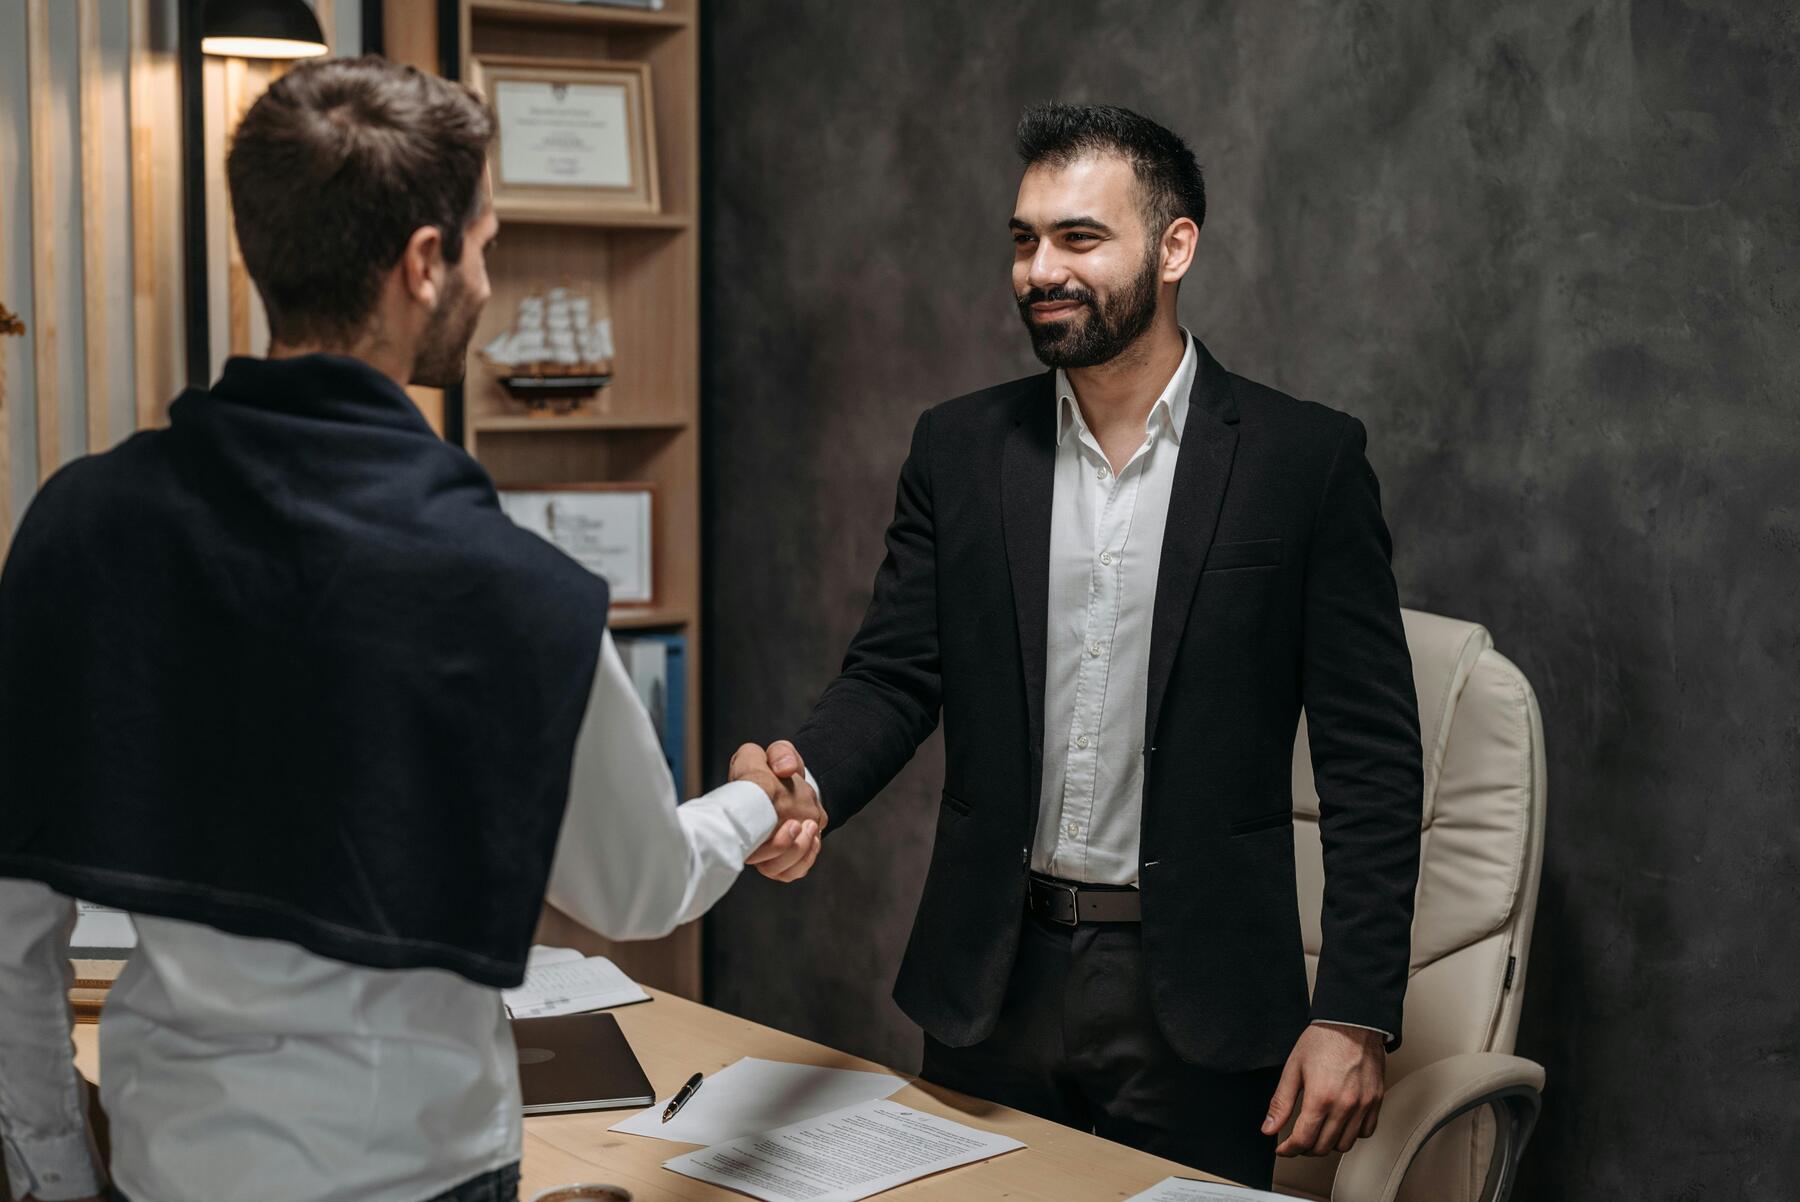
699,2,1800,1196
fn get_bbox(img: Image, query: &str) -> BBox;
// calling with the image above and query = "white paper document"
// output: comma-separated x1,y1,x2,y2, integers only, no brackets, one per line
663,1098,1024,1202
502,945,649,1019
611,1057,906,1146
1123,1176,1290,1202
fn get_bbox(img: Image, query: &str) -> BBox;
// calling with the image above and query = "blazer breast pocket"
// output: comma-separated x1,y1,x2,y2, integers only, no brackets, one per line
1203,537,1284,572
1228,809,1294,837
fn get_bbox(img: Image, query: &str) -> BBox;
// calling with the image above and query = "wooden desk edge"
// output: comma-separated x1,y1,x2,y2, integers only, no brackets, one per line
71,988,1228,1199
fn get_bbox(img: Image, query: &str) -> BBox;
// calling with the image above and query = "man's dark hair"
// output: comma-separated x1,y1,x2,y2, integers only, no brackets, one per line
226,56,495,345
1015,102,1206,241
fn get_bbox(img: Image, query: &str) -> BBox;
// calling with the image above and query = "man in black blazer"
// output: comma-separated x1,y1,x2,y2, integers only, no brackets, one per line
762,103,1423,1187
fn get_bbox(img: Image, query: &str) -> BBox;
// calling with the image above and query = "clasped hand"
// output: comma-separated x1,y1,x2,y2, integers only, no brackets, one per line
730,739,825,882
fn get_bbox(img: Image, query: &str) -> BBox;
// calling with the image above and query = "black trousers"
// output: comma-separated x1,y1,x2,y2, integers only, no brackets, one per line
921,912,1283,1189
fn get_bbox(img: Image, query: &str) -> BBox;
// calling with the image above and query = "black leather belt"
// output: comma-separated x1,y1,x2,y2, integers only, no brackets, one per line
1027,873,1142,925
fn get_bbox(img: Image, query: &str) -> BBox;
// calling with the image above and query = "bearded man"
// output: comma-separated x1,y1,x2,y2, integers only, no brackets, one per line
760,103,1424,1188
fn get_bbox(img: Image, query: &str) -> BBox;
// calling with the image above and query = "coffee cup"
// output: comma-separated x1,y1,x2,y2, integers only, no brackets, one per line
528,1186,632,1202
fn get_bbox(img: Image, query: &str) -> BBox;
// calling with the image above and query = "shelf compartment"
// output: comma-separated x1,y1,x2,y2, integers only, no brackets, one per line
473,413,690,433
491,204,693,230
469,0,691,32
464,222,696,440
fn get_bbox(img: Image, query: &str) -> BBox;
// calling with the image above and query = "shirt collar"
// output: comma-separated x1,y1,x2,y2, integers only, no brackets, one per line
1055,329,1198,448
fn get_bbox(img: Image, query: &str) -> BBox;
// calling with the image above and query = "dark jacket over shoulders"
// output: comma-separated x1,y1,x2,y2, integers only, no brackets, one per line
794,341,1422,1071
0,355,606,988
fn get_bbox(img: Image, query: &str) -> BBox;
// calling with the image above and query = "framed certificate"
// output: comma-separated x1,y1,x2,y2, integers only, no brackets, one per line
498,483,656,606
471,55,661,218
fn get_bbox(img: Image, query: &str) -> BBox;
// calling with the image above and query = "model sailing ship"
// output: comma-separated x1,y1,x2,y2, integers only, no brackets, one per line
479,287,616,413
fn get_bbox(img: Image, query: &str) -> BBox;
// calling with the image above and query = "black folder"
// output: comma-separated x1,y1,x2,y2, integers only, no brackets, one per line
513,1012,657,1115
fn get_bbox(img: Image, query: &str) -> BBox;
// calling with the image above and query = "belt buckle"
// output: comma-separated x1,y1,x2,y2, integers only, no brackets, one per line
1040,880,1080,926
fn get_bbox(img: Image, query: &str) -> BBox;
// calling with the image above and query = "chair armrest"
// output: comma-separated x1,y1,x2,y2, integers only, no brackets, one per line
1332,1052,1545,1202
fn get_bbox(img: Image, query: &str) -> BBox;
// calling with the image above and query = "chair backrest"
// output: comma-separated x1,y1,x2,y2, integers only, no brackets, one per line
1276,609,1548,1202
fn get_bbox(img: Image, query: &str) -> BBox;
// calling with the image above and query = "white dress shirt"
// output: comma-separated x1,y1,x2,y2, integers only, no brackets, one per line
0,628,776,1202
1031,332,1196,886
1023,333,1390,1041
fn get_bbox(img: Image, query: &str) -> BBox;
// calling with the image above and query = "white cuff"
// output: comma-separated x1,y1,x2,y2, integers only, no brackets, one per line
1311,1018,1394,1041
689,778,779,851
2,1123,105,1201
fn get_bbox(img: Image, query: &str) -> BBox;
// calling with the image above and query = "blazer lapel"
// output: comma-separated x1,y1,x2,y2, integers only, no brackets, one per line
1002,373,1057,806
1145,345,1241,745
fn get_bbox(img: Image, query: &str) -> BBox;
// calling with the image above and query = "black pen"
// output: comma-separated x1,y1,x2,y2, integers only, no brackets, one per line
661,1071,705,1123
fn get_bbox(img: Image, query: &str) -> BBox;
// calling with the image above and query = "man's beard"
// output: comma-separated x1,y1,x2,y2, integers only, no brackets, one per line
1017,247,1160,369
411,272,482,388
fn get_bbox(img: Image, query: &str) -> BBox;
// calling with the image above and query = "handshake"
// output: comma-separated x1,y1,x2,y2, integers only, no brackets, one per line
730,739,826,883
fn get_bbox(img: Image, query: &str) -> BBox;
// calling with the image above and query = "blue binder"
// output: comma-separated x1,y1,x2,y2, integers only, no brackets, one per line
614,632,687,800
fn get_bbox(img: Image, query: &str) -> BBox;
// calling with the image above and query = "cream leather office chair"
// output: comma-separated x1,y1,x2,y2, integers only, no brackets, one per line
1277,609,1548,1202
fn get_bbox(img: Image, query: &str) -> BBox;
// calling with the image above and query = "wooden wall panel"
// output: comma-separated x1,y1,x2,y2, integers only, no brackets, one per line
3,0,183,540
0,218,11,557
131,0,182,431
26,0,59,484
78,0,109,454
222,54,253,357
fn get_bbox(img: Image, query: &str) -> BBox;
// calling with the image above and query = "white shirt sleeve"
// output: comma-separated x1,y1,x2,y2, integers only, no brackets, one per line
0,879,106,1200
1311,1019,1395,1041
544,630,778,941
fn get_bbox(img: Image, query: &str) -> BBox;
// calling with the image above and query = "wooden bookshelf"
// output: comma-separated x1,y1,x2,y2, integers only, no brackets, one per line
388,0,704,999
468,0,693,32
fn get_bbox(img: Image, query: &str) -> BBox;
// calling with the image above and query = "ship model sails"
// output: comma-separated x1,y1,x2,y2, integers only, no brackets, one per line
480,287,616,412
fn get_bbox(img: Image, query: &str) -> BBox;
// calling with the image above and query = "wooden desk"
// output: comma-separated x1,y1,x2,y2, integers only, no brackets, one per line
73,989,1223,1200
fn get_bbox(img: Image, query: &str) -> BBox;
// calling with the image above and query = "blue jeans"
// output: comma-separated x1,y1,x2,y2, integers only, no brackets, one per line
108,1162,521,1202
428,1163,522,1202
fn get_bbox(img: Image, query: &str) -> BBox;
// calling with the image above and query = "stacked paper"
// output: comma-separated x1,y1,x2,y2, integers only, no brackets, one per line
503,945,649,1019
611,1058,1022,1202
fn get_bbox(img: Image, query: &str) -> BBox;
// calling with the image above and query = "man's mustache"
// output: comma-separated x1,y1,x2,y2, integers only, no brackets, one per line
1017,286,1096,309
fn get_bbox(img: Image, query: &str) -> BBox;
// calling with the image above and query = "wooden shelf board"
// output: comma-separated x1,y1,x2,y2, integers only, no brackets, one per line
473,412,690,433
609,605,692,630
470,1,691,33
491,204,693,231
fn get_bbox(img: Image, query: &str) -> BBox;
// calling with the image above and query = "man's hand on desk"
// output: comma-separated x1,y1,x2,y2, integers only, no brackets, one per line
1263,1022,1386,1157
731,741,826,883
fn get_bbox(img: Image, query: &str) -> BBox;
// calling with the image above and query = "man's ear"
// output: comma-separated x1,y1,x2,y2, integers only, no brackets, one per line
401,225,446,310
1160,216,1200,285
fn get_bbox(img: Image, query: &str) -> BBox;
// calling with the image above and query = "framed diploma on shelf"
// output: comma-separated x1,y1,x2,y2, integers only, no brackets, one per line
499,484,656,606
471,55,661,219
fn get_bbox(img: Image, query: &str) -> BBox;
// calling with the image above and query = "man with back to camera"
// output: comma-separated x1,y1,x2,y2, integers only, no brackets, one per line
0,57,823,1202
756,103,1423,1186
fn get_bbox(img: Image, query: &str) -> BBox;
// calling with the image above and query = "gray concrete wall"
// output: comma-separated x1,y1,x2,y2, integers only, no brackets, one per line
699,2,1800,1196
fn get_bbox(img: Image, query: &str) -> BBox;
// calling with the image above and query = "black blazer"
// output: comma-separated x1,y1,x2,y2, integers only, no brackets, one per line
793,340,1423,1073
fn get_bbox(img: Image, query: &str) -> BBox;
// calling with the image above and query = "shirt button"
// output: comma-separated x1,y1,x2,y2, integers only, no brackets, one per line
1100,551,1114,566
1088,641,1102,656
1075,734,1089,749
1096,466,1109,480
1066,821,1080,836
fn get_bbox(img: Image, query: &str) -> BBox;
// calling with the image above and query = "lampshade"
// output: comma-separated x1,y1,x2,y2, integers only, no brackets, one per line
201,0,329,60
